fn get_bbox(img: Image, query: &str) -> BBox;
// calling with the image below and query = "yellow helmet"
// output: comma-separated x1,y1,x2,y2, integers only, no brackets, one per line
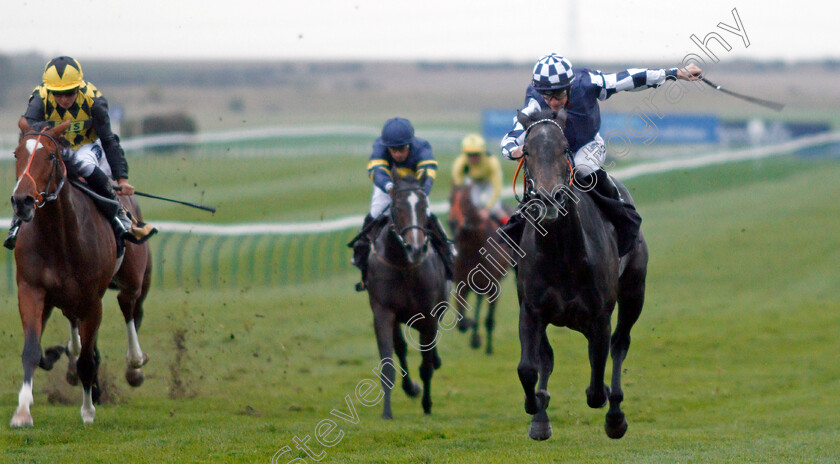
461,133,486,155
42,56,84,91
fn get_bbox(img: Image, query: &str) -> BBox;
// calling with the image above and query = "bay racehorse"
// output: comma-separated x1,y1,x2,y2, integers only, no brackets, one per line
448,183,512,354
9,118,151,427
365,169,446,418
513,109,648,440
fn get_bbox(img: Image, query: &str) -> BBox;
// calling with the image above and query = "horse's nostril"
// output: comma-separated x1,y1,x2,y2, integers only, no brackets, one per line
23,196,35,207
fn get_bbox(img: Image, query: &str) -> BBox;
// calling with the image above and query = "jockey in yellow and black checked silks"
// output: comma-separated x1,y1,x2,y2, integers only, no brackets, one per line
23,56,128,181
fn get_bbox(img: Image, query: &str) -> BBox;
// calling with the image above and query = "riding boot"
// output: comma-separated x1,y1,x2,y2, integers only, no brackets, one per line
351,214,375,291
427,213,456,281
591,169,641,257
85,168,156,245
3,216,22,250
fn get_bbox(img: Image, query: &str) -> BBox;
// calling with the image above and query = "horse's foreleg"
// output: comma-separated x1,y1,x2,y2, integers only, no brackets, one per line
517,304,545,417
76,306,103,424
528,329,554,441
393,323,420,398
372,308,396,419
485,299,497,355
585,317,611,410
456,286,474,333
470,294,483,349
419,330,437,415
605,290,645,439
11,286,46,427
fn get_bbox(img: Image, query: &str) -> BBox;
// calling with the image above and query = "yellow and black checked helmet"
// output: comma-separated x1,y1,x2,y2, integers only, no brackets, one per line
461,133,486,155
42,56,84,91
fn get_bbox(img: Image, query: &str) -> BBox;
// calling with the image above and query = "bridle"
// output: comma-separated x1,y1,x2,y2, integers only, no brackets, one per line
389,185,430,249
511,118,574,203
17,131,67,208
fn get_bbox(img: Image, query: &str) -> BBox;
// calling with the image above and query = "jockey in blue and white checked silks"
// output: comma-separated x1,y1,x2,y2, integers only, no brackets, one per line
500,54,702,256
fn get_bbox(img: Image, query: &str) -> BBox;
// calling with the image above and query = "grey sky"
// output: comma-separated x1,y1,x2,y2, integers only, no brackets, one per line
0,0,833,63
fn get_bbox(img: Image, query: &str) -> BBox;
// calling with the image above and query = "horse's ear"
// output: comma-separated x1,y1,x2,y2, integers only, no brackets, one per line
418,169,428,186
516,110,531,129
18,117,30,134
390,166,399,182
51,120,71,137
555,109,568,128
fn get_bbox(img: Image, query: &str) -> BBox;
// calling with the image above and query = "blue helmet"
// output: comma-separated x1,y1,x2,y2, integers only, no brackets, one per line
381,117,414,147
532,54,575,92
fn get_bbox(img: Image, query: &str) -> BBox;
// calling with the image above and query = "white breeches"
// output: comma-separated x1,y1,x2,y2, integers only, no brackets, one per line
468,181,505,217
370,187,391,217
572,133,606,177
65,140,111,178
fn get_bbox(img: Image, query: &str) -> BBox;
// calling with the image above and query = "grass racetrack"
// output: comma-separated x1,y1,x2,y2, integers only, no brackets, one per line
1,155,839,463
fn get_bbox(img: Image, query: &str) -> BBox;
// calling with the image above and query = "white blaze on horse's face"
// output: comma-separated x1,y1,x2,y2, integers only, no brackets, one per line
25,139,44,154
13,139,46,193
407,192,420,245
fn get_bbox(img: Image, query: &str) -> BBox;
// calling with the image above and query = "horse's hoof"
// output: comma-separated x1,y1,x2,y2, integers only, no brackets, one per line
605,412,628,439
403,380,421,398
81,409,95,424
126,368,145,387
381,412,393,420
485,345,493,355
528,420,552,441
66,370,79,386
10,409,33,428
457,318,474,333
128,353,149,369
470,333,481,349
586,385,609,409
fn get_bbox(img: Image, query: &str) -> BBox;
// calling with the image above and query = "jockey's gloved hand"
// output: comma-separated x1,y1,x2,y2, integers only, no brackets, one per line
117,179,135,196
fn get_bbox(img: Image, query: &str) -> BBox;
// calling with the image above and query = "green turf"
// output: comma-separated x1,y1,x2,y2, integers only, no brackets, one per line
1,156,838,462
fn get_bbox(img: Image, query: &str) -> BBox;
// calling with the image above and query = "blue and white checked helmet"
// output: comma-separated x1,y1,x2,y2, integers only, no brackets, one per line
532,54,575,91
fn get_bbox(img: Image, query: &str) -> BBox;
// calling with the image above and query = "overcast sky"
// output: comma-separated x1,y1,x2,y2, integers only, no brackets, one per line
0,0,833,64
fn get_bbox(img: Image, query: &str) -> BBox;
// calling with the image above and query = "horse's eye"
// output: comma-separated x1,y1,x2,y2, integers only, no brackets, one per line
49,153,57,161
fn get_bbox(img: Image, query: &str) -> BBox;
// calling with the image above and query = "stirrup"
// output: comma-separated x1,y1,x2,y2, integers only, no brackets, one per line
3,230,18,250
124,223,158,245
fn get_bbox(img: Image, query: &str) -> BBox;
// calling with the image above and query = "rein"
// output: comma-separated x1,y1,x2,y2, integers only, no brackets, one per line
18,131,67,208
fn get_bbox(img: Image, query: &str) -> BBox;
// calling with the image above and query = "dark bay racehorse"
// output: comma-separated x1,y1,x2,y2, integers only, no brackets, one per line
366,169,447,418
448,183,512,354
514,109,648,440
9,119,151,427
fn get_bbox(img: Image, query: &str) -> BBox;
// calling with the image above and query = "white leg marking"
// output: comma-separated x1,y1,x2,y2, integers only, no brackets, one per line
81,388,96,424
10,381,34,427
126,321,145,368
68,326,81,358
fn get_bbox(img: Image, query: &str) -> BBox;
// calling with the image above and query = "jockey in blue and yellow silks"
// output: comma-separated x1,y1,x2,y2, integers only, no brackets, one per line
451,133,509,225
4,56,156,249
351,117,456,292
